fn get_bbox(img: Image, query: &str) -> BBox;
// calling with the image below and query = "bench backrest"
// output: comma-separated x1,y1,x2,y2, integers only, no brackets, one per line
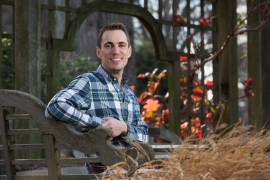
0,90,154,179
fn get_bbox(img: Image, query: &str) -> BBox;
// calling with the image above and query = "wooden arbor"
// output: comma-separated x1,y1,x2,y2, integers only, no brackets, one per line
0,0,267,136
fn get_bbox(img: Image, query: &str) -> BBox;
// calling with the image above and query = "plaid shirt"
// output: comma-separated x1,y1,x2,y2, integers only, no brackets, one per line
45,65,149,147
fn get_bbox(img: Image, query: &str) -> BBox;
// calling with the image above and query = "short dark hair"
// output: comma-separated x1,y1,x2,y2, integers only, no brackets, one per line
97,23,130,48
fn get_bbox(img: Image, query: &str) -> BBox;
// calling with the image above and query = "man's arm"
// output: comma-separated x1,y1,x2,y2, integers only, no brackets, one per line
45,75,105,129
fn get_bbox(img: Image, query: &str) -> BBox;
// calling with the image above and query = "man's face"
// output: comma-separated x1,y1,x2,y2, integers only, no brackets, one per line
96,30,132,77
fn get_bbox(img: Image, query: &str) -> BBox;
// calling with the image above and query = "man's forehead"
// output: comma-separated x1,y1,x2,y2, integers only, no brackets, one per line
101,30,128,43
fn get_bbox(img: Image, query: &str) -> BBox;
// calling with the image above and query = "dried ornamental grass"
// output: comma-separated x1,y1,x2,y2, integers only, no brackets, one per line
103,125,270,180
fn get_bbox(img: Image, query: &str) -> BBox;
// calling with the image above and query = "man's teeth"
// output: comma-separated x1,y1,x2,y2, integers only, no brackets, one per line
111,58,121,61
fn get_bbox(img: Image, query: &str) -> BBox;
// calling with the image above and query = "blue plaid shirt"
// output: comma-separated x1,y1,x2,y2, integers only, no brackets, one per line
45,65,149,147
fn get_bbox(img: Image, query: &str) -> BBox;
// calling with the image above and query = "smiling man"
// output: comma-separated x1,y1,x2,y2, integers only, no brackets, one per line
45,23,149,174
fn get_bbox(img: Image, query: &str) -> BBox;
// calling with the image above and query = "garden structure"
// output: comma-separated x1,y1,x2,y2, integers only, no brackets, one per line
0,0,270,179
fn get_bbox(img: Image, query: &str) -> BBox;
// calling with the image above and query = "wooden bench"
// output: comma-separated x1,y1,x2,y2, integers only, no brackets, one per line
0,89,179,180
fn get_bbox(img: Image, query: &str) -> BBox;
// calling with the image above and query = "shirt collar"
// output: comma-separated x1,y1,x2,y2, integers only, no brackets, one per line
96,65,129,85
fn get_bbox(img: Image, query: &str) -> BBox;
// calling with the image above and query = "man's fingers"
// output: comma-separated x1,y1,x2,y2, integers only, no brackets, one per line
103,117,110,121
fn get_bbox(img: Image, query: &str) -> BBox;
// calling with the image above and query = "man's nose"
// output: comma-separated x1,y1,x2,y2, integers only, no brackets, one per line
112,46,120,54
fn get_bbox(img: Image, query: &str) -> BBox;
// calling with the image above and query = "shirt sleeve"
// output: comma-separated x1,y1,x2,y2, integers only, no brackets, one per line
45,75,105,129
124,89,149,143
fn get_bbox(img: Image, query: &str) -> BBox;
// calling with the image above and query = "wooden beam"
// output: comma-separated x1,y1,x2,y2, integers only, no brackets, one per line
260,17,270,129
228,0,239,125
247,0,262,128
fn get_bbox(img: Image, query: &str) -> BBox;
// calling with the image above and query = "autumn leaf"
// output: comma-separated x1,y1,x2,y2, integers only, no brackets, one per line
138,92,151,103
200,17,210,26
205,80,213,86
243,78,252,87
242,78,255,98
186,35,193,40
191,87,204,101
143,99,160,112
180,76,187,83
144,111,153,118
180,122,188,129
174,15,185,23
137,74,146,78
206,112,212,118
193,80,202,85
157,70,167,79
179,56,188,62
148,81,159,94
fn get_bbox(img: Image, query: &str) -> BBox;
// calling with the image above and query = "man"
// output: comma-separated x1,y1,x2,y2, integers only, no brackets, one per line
45,23,149,174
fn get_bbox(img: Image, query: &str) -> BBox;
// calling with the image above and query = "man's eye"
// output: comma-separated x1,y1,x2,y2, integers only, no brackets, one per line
119,44,127,48
104,44,112,48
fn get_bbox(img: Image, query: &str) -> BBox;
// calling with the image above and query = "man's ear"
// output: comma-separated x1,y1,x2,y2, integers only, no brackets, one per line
96,46,101,58
128,45,132,58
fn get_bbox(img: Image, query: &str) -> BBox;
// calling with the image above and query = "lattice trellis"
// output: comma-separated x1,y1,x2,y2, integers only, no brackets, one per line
1,0,240,137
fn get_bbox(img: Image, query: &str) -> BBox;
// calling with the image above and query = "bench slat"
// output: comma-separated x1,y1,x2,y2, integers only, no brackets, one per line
59,174,103,180
43,135,59,180
7,129,40,135
9,144,45,150
0,175,7,180
12,159,47,165
0,106,15,179
14,176,49,180
57,157,100,164
0,160,5,165
5,114,32,120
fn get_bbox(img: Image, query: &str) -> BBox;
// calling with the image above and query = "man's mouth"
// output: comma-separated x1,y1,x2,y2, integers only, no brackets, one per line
110,58,122,62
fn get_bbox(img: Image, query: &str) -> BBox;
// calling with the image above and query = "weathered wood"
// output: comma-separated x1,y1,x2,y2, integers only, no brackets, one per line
5,114,31,120
228,0,239,126
12,159,47,165
0,89,155,177
58,174,104,180
247,0,262,128
0,0,2,90
261,16,270,129
148,126,180,144
43,135,59,180
9,144,44,150
0,160,5,165
0,106,15,179
57,157,100,164
0,175,7,180
61,1,167,61
46,47,61,101
14,176,49,180
0,89,208,179
217,0,229,125
168,61,181,136
7,129,40,135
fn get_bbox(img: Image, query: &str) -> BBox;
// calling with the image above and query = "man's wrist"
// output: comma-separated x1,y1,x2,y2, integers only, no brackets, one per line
121,122,128,137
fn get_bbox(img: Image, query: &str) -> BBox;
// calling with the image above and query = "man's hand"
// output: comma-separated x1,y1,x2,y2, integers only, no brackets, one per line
99,117,127,138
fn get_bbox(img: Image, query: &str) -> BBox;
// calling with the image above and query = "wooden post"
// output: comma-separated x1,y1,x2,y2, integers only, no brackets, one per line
168,61,181,136
14,0,41,97
0,0,2,89
228,0,239,125
261,17,270,129
46,0,61,102
217,0,229,125
247,0,262,128
14,0,41,159
217,0,238,126
0,106,15,179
